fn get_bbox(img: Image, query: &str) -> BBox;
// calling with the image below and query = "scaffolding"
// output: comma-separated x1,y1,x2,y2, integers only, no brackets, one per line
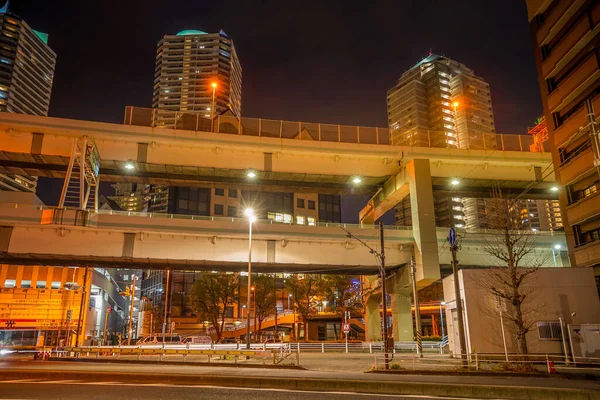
527,116,548,153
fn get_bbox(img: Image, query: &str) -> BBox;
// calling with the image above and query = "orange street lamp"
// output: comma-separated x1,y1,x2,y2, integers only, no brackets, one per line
210,82,217,132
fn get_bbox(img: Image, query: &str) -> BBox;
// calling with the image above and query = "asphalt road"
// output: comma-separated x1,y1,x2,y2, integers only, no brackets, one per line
0,381,473,400
2,360,598,391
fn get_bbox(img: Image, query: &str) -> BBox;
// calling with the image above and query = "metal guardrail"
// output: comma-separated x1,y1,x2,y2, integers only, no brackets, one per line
93,208,411,231
124,106,540,153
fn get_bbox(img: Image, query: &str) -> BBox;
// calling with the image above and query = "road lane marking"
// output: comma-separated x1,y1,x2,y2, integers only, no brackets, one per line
0,380,499,399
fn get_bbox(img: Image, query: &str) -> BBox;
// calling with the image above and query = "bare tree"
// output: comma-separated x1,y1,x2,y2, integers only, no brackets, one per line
285,274,324,341
190,272,238,342
478,189,547,355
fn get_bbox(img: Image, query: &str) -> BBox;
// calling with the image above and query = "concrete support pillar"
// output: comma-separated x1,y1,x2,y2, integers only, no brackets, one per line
407,159,440,284
391,287,413,341
364,293,382,341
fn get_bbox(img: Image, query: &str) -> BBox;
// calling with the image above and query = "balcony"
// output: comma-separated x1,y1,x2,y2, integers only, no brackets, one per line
572,239,600,267
558,146,595,185
541,16,590,79
566,190,600,225
547,54,599,113
553,95,600,149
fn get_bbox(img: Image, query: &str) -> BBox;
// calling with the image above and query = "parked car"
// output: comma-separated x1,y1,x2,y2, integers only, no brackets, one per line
136,334,182,345
182,335,212,345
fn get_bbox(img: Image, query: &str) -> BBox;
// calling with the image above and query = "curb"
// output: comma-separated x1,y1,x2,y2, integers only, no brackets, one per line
2,369,598,400
46,357,305,370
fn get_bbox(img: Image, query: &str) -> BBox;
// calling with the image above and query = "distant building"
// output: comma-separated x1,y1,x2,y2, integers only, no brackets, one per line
152,29,242,128
108,183,145,212
0,1,57,193
387,54,495,149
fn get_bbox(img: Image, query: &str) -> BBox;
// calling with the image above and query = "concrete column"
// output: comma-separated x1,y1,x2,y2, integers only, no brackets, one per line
391,287,413,341
406,159,440,285
364,293,382,341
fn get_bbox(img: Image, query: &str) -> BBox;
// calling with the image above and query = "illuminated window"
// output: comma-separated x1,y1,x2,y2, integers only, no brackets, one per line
297,216,305,225
3,279,16,288
307,217,316,226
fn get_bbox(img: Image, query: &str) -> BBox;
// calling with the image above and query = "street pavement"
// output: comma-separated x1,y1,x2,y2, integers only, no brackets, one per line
1,359,598,392
0,381,484,400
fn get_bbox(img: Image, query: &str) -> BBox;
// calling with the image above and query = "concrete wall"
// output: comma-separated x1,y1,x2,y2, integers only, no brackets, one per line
443,268,600,355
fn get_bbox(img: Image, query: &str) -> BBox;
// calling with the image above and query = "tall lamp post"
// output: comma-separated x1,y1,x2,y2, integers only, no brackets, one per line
552,244,561,267
210,82,217,132
244,208,256,349
340,221,390,370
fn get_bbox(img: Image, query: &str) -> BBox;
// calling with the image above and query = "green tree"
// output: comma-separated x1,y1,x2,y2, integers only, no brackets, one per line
323,275,362,339
286,274,324,341
190,272,238,342
253,274,277,336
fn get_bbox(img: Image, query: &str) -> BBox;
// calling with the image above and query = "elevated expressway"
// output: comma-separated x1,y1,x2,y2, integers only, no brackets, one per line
0,113,559,287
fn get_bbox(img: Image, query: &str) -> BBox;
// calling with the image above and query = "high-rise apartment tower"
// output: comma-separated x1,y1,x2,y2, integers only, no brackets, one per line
152,29,242,128
0,1,56,192
387,54,496,149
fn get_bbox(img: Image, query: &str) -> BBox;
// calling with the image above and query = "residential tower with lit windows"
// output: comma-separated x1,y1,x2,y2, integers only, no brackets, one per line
387,54,496,150
152,29,242,127
0,2,56,192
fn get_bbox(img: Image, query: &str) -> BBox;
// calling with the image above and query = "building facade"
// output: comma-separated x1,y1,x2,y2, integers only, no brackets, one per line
152,29,242,128
527,0,600,290
0,3,56,193
387,54,496,149
108,183,145,212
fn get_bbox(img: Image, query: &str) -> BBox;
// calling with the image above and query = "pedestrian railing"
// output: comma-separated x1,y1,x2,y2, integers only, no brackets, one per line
287,341,444,353
54,345,297,365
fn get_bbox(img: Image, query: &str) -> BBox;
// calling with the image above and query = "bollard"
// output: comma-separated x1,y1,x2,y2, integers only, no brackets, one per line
369,343,372,354
475,353,479,371
374,354,377,369
322,343,325,353
296,352,300,366
546,354,550,374
297,343,300,354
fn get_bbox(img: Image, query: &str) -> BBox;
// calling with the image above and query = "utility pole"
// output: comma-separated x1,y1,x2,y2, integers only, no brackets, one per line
162,269,171,346
340,222,391,369
449,227,467,366
379,221,390,370
411,257,422,357
127,275,137,345
75,266,89,348
103,306,112,345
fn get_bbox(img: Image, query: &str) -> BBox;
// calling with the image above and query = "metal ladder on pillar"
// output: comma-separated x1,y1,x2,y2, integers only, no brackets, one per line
59,136,100,210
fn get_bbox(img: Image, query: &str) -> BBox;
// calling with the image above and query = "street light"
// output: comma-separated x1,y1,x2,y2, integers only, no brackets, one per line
210,81,217,132
553,244,562,267
245,208,255,349
352,177,362,184
247,170,257,179
124,161,135,170
551,186,559,192
451,179,460,186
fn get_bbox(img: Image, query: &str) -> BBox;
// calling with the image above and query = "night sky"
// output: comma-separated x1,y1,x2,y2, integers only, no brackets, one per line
12,0,542,214
12,0,540,130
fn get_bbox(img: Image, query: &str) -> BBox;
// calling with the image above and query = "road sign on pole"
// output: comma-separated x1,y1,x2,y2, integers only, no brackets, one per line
449,227,457,246
342,323,350,334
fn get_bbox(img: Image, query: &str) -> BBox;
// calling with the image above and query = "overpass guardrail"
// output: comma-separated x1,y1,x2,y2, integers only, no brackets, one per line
124,106,543,152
